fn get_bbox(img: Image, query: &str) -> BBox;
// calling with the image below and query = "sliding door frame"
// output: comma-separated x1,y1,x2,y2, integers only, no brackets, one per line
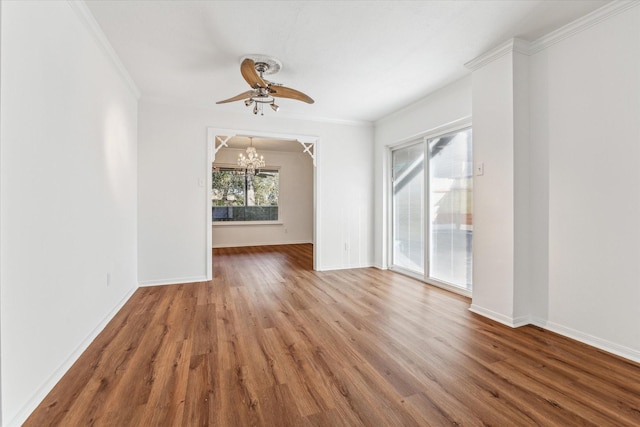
387,118,472,297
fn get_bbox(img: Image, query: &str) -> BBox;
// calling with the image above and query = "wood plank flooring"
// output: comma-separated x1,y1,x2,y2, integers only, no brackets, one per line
26,244,640,426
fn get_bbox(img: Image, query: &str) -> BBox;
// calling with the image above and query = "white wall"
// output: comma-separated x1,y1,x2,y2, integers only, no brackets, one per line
512,51,531,324
466,3,640,361
212,148,313,248
0,2,139,425
529,4,640,359
468,52,518,323
373,76,472,269
138,99,373,285
465,44,533,326
374,2,640,363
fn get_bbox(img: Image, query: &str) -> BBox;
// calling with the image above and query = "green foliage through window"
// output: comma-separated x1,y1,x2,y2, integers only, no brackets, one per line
212,166,279,221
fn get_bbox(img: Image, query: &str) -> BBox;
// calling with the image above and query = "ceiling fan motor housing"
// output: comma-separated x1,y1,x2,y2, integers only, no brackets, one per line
241,55,282,75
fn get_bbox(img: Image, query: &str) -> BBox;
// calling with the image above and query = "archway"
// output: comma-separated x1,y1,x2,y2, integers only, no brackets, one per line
206,127,319,278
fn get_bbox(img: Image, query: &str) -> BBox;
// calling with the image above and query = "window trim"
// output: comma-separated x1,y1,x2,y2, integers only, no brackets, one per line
213,220,284,227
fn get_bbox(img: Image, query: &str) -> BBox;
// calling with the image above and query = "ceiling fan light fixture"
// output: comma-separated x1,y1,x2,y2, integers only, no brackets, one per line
216,55,314,116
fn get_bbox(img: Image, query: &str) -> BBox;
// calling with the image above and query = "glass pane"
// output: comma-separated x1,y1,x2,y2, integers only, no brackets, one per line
428,129,473,289
392,143,424,274
212,167,279,222
252,170,279,206
212,167,245,206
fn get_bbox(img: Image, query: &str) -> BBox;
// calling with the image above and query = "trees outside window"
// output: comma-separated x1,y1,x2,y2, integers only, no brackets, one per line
212,167,279,221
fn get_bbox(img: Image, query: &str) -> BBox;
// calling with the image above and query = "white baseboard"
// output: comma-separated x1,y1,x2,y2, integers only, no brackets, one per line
511,314,533,328
470,308,640,363
468,304,530,328
531,318,640,364
138,275,209,287
315,263,373,272
9,287,136,427
211,240,312,249
530,315,547,327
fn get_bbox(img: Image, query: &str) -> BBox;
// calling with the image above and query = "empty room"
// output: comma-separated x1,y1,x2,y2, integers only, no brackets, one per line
1,1,639,426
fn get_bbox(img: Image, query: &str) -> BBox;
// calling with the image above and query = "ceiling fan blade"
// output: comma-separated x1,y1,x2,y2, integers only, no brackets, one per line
241,58,266,89
269,85,314,104
216,90,255,104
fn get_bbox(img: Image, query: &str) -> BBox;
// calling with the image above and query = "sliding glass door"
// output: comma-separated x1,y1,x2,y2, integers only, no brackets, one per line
391,127,473,291
392,144,425,274
428,129,473,289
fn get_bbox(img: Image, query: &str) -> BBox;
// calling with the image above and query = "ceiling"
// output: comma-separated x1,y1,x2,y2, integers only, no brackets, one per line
86,0,609,123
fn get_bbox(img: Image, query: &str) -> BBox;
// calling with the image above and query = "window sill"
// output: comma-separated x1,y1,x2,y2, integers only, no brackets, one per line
212,221,283,226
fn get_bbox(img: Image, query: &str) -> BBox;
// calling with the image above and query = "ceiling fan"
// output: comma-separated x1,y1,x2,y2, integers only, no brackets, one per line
216,55,314,115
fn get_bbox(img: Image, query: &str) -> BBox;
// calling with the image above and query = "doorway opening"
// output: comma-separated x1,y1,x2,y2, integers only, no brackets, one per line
207,128,318,277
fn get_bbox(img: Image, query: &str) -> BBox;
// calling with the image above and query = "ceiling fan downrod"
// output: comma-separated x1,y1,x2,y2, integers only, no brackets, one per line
246,64,279,115
254,62,270,76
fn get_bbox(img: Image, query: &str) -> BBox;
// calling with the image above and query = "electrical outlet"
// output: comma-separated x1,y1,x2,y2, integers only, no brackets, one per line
107,272,111,287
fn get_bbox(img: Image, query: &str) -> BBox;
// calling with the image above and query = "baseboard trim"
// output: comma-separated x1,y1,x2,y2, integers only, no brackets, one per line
211,240,312,249
9,286,136,427
531,318,640,364
315,263,373,272
468,304,530,328
138,275,209,287
470,308,640,363
511,314,533,328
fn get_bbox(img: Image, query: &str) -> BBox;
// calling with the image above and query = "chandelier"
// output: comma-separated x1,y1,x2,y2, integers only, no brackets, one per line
238,137,265,174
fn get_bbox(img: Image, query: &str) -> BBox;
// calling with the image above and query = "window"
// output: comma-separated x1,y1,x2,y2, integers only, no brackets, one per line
212,166,279,222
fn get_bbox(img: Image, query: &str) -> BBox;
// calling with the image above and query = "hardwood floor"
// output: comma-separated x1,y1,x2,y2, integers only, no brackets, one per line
26,244,640,426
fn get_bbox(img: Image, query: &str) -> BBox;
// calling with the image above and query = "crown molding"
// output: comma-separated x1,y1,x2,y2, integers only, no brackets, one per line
464,38,531,71
67,0,141,99
465,1,639,71
528,0,639,54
